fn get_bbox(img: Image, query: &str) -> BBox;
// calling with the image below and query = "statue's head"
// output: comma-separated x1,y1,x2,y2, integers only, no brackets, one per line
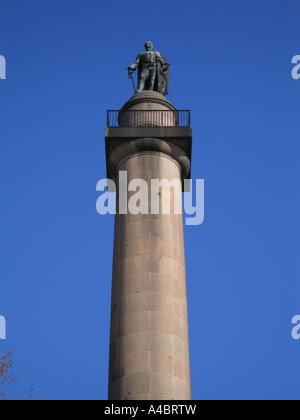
144,41,153,51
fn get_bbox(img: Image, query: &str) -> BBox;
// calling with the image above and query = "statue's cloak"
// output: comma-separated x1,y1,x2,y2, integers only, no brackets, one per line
155,55,170,96
138,53,170,96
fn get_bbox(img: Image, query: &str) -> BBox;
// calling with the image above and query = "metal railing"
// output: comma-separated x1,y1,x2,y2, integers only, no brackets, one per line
107,110,191,128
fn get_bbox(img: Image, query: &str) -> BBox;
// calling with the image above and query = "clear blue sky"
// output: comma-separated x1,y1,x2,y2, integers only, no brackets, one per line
0,0,299,400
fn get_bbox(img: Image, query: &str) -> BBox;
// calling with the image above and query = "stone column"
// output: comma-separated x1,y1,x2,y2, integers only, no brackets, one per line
106,91,192,400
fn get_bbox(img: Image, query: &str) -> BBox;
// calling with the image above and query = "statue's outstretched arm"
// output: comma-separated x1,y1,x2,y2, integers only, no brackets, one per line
127,54,140,71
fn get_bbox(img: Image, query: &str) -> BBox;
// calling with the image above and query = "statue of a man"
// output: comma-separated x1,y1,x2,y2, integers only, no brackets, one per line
127,41,170,96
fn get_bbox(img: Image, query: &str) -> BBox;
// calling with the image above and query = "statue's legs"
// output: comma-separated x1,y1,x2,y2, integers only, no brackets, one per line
136,68,149,93
137,66,157,93
148,67,156,91
137,77,145,92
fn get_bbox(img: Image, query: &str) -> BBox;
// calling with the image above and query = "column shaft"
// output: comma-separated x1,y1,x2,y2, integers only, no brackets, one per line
108,151,191,400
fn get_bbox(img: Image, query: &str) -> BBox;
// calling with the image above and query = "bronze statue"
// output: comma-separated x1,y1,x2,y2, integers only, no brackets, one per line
127,42,170,96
